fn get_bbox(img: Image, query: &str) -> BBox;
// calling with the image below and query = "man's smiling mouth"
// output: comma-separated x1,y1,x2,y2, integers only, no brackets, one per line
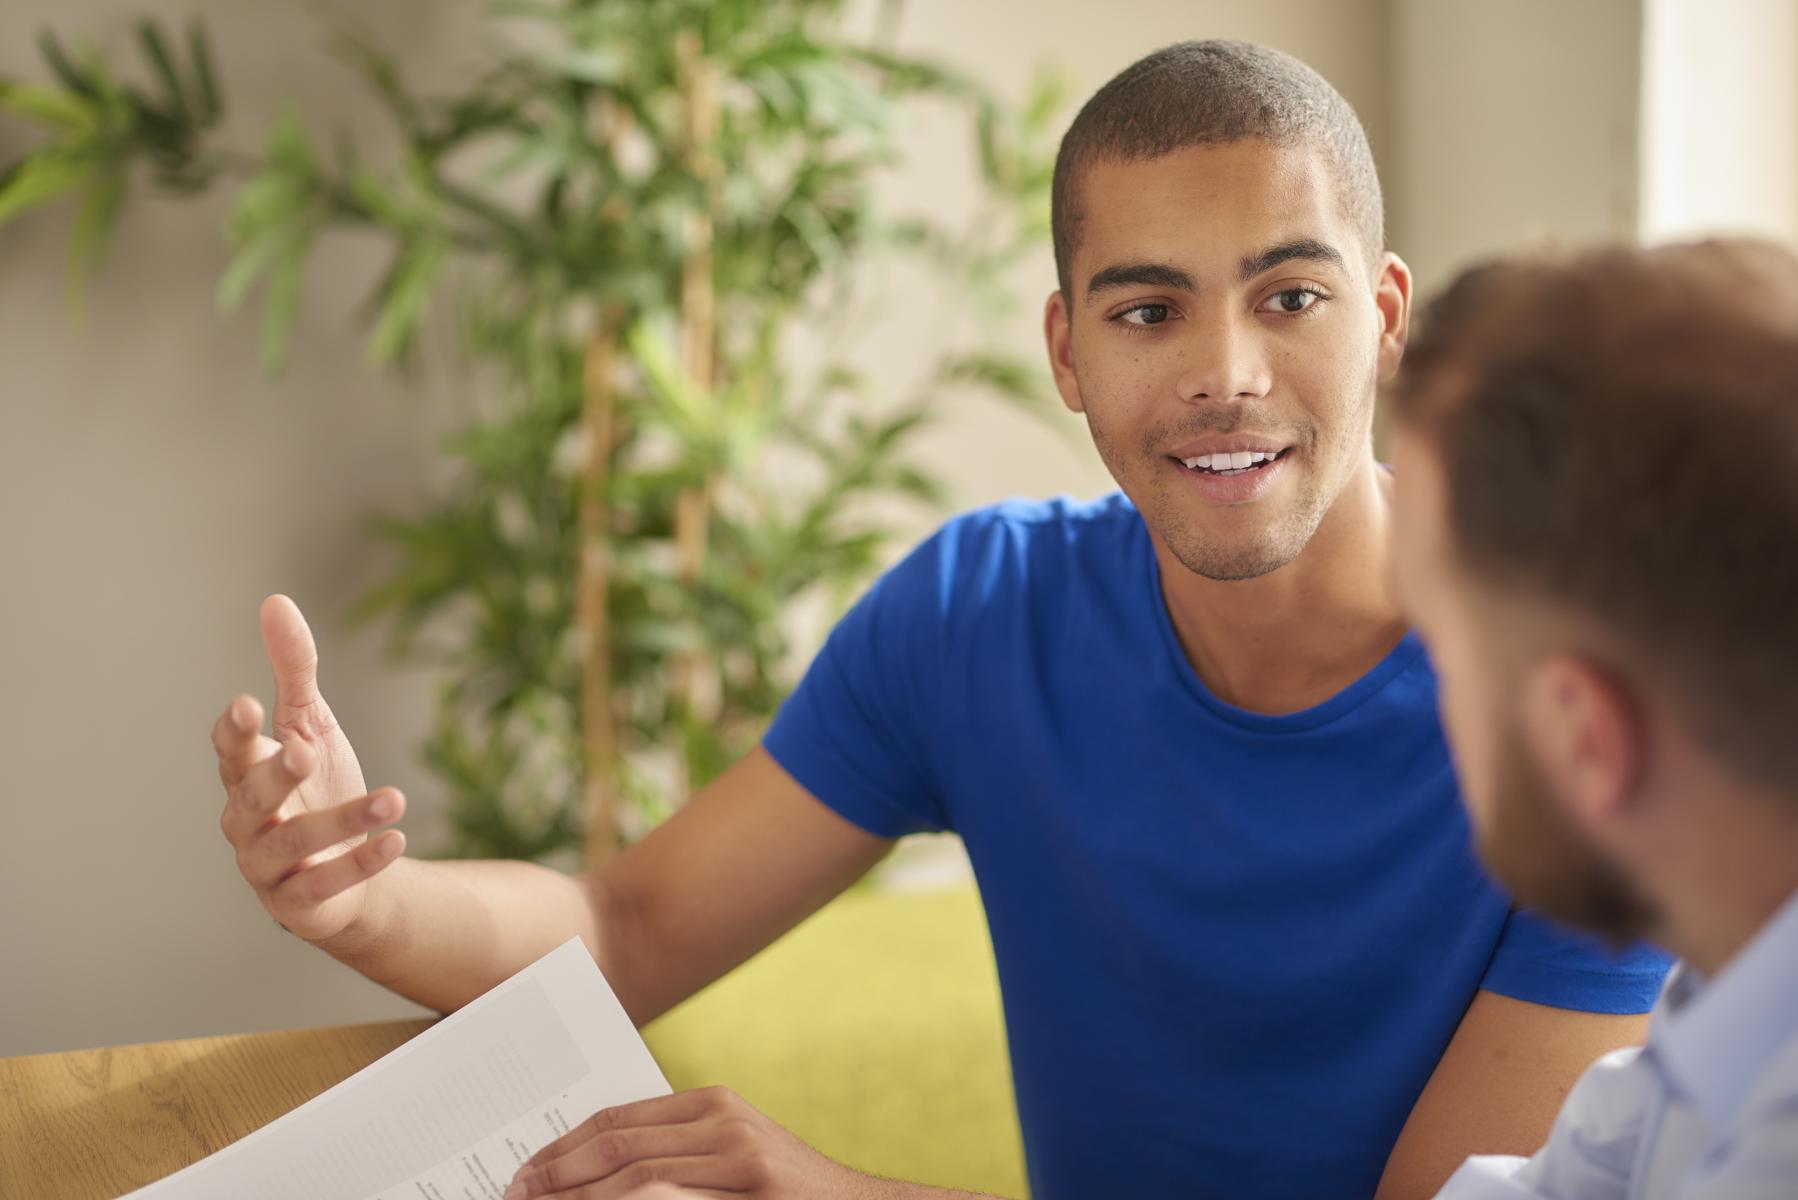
1173,448,1292,476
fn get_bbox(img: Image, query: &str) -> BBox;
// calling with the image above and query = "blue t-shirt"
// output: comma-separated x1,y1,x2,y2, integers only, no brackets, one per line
763,494,1670,1200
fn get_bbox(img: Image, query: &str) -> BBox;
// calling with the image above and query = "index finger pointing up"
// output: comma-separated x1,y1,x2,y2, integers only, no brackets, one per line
260,594,323,711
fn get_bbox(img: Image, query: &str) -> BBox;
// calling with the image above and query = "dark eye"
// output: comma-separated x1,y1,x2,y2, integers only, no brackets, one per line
1120,303,1171,327
1260,288,1322,315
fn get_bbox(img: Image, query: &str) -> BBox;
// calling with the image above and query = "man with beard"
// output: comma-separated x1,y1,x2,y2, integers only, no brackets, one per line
1387,239,1798,1196
210,42,1668,1200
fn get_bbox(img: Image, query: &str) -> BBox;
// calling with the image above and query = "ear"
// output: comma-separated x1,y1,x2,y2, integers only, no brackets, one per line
1518,655,1646,831
1374,252,1414,382
1043,290,1085,415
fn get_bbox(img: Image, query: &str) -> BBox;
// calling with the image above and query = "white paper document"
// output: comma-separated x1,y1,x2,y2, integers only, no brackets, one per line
123,939,670,1200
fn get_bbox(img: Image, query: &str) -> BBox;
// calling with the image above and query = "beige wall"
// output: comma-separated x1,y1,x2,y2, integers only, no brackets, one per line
3,0,1589,1057
1388,0,1644,298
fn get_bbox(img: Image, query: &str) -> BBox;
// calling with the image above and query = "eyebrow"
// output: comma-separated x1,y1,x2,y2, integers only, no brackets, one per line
1084,237,1349,303
1085,261,1197,301
1238,238,1346,282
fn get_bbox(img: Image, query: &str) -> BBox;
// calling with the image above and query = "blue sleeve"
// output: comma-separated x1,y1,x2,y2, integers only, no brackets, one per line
1479,907,1672,1014
761,521,968,839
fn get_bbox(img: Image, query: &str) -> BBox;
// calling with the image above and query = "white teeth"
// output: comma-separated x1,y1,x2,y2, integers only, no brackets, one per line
1180,450,1280,472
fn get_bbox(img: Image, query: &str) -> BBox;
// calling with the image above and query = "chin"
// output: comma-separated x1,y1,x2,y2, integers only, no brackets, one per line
1156,528,1278,580
1160,517,1306,582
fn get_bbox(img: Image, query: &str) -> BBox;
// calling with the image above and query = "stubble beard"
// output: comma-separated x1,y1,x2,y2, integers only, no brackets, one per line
1479,714,1661,947
1084,397,1360,584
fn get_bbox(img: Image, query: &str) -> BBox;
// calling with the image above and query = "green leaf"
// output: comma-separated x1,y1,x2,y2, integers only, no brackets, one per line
260,235,312,372
367,236,449,365
66,164,126,297
71,38,130,116
186,20,222,123
216,231,281,312
535,48,626,86
265,107,320,177
836,45,980,101
888,465,947,507
36,31,95,99
348,166,414,227
936,352,1045,406
329,26,420,135
0,82,98,133
136,20,190,123
973,100,1004,187
0,151,93,225
1023,65,1070,132
478,133,570,184
627,320,718,439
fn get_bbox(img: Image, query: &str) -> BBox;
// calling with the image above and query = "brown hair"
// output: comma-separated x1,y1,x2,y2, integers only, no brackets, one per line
1392,240,1798,790
1050,40,1383,297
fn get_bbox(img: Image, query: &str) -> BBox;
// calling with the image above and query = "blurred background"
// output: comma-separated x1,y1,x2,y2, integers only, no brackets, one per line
1,0,1792,1073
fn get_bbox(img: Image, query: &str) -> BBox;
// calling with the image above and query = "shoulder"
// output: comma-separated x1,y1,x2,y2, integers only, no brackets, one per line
924,492,1141,589
854,493,1141,652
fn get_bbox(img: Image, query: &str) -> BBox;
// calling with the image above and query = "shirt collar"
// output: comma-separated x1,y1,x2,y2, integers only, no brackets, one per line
1650,887,1798,1127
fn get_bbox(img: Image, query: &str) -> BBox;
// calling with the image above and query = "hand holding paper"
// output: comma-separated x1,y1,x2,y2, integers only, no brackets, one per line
504,1085,875,1200
123,940,670,1200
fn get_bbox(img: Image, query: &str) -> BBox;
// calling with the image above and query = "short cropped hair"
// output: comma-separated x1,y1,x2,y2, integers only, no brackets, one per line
1050,40,1384,297
1392,240,1798,792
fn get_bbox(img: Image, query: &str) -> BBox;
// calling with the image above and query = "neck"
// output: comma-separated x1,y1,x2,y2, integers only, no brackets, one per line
1153,453,1409,715
1639,797,1798,979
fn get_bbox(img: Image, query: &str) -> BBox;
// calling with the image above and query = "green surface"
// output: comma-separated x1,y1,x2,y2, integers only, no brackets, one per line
642,882,1028,1198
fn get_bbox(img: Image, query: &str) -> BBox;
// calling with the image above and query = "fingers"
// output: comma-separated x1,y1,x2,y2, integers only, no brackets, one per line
212,694,271,787
515,1128,733,1199
220,737,316,846
523,1092,721,1173
266,826,406,909
259,594,324,713
512,1089,772,1200
237,788,406,889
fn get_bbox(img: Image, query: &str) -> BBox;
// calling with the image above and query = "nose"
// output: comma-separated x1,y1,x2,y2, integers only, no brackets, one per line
1172,309,1273,404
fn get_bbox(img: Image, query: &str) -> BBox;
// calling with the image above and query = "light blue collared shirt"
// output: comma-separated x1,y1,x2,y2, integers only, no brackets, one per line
1437,889,1798,1199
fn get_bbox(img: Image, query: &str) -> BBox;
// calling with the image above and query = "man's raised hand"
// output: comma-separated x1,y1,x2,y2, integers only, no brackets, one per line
212,594,406,943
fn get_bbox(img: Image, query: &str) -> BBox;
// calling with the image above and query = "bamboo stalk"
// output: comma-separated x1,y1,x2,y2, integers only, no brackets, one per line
677,28,718,392
671,27,720,754
579,314,622,869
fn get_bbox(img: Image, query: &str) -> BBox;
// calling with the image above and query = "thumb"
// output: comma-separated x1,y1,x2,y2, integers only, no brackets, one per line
259,594,324,711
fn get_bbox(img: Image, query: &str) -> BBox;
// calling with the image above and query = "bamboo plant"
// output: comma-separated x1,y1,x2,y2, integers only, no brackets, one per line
0,1,1061,866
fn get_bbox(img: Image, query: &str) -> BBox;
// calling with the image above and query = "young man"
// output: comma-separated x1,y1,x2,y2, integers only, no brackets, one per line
210,42,1667,1200
1387,240,1798,1197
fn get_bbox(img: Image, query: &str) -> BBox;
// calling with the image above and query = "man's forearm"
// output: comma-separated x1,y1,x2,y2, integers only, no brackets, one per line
312,854,602,1016
299,746,896,1026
